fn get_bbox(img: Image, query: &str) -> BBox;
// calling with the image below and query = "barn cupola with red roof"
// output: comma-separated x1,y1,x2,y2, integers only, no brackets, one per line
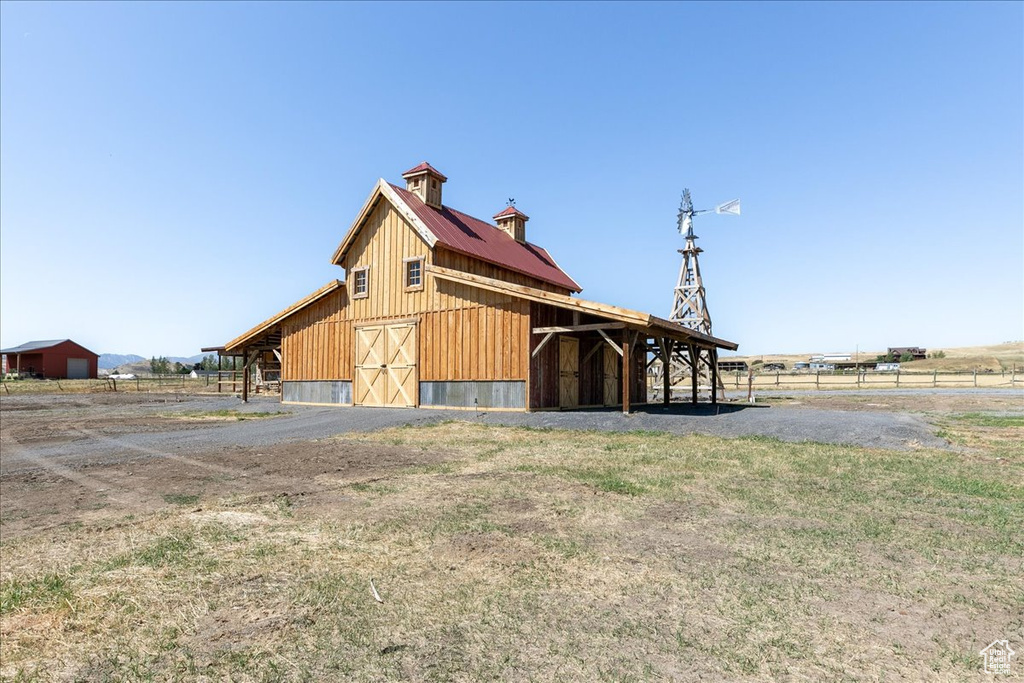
493,204,529,243
401,162,447,209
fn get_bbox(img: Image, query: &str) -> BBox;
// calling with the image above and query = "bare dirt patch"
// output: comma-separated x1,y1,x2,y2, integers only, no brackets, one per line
0,436,442,541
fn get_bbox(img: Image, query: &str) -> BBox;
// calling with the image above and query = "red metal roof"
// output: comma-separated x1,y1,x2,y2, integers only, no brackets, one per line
401,162,448,182
390,184,581,292
493,206,529,220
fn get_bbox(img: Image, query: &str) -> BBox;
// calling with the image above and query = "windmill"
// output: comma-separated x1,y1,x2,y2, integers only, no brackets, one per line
667,189,740,398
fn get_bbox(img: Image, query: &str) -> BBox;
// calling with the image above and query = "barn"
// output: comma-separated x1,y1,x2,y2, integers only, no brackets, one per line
218,163,738,411
1,339,99,379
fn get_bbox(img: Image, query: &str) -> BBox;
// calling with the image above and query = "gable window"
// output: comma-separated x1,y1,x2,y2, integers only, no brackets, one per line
352,266,369,299
404,257,423,291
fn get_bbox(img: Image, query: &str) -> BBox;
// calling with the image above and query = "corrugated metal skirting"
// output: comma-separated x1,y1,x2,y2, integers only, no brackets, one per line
419,381,525,409
282,381,352,405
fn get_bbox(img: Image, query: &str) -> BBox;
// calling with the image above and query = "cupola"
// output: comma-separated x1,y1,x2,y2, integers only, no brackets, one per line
493,204,529,243
401,162,447,209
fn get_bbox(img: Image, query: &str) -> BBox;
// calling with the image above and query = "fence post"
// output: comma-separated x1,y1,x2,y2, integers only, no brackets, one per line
895,370,899,388
974,370,977,388
776,371,780,386
933,369,937,388
816,371,819,389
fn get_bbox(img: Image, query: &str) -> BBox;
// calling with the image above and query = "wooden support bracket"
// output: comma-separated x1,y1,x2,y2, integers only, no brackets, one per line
532,332,556,358
598,329,623,356
581,342,603,366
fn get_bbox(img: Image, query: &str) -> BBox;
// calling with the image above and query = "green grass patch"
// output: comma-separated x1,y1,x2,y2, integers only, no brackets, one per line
0,573,74,614
951,412,1024,428
162,493,200,506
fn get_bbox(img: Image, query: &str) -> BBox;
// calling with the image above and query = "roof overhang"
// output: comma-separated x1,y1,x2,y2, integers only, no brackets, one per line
425,264,738,351
223,280,343,354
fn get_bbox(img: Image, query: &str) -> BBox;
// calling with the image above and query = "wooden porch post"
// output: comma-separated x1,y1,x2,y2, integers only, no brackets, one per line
662,338,671,405
622,340,630,415
689,344,698,405
217,354,223,394
242,347,249,403
710,348,719,405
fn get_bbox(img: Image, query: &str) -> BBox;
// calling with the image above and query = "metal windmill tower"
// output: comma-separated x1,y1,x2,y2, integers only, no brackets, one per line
667,189,740,396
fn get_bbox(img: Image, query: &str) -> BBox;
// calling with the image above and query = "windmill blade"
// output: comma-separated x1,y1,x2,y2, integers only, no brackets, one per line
715,199,741,216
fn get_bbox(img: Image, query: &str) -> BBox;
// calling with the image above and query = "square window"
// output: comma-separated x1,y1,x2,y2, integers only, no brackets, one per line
353,267,369,298
405,259,422,289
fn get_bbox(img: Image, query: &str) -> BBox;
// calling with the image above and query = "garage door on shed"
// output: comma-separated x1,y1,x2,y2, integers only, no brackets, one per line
67,358,89,379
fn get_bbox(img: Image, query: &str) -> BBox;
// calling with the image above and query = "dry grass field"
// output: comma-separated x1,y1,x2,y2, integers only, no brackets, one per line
1,398,1022,681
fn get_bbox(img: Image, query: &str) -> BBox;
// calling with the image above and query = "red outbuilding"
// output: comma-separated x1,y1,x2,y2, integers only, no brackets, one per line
1,339,99,379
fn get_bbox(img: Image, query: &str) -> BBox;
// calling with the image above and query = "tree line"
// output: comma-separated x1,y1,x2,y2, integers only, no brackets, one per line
149,355,241,375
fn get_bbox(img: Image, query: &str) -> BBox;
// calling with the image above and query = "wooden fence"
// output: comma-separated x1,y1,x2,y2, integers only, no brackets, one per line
723,369,1021,391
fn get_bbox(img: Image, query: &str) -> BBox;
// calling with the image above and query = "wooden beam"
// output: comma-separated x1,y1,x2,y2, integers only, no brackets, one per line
531,332,555,358
711,348,719,405
428,264,650,325
689,343,699,405
242,347,249,403
598,329,623,356
532,323,626,334
272,349,283,363
622,340,630,415
581,342,602,366
661,338,672,405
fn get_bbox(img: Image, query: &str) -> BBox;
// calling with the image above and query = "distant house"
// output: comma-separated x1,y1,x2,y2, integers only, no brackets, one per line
0,339,99,379
810,353,852,362
718,360,749,373
762,362,786,371
888,347,926,360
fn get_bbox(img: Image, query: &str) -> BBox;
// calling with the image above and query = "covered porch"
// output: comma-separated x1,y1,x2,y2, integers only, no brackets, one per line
426,265,738,414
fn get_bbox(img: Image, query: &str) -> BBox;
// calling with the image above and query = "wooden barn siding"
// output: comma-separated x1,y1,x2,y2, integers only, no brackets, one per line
282,202,541,384
281,288,350,381
418,293,529,382
433,248,570,296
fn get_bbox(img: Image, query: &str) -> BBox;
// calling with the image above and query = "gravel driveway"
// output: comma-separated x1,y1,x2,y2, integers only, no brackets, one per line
0,390,972,475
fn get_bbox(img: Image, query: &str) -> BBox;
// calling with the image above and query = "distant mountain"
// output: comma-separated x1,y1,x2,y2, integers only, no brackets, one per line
99,353,145,369
100,353,210,369
168,354,209,365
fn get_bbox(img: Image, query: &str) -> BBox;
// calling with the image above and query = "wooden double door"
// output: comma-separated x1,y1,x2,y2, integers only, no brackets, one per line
354,323,417,407
560,336,620,409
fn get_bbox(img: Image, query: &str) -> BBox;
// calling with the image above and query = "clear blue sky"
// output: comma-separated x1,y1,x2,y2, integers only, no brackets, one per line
2,1,1021,358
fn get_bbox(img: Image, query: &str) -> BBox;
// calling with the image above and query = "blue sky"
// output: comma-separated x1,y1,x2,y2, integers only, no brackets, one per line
1,1,1021,357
